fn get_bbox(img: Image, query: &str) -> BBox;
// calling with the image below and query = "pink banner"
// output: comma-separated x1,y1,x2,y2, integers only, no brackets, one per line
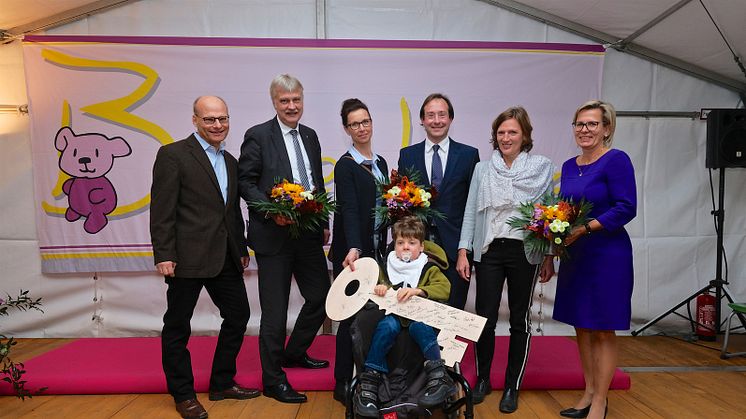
22,36,604,273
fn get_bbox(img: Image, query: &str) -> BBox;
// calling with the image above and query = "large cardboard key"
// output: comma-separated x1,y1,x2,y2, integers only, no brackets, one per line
325,257,487,367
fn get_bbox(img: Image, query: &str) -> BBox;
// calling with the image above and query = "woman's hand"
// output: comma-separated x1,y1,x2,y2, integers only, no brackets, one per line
563,226,586,247
342,248,359,271
456,249,471,281
374,284,389,296
539,256,555,283
397,287,424,302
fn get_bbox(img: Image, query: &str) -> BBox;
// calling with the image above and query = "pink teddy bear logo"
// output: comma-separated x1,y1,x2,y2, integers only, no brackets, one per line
55,126,132,234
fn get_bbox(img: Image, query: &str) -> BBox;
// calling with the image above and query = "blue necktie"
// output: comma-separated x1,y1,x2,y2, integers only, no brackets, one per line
290,129,311,190
431,144,443,189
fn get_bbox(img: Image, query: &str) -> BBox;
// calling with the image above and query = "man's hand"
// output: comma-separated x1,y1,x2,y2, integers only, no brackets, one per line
342,249,359,271
241,256,250,269
156,261,176,277
271,214,294,226
397,288,424,302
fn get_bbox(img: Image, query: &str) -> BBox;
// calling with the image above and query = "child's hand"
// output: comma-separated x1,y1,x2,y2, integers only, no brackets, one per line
396,288,423,302
374,285,389,296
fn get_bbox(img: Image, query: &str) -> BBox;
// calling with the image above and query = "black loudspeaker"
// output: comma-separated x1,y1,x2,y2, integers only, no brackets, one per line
706,108,746,168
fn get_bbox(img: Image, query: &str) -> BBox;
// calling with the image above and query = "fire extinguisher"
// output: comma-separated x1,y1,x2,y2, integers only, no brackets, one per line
696,292,717,341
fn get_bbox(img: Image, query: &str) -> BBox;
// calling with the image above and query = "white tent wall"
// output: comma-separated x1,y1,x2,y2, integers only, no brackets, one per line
1,0,744,338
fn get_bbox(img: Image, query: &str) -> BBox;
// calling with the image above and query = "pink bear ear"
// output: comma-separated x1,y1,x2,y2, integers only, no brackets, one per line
55,126,75,152
109,136,132,158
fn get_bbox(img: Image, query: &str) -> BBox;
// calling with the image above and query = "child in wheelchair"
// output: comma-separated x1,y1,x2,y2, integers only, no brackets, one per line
354,216,457,417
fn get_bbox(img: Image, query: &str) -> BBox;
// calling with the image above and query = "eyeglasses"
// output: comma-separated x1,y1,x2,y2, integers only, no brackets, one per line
572,121,601,131
496,130,520,139
346,119,372,130
424,112,449,121
197,115,230,125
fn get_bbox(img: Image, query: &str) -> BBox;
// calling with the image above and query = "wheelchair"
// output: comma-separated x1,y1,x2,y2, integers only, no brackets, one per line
342,301,475,419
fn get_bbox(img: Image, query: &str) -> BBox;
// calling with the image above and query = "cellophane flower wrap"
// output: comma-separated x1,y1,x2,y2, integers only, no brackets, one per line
506,193,593,259
250,179,335,238
375,169,443,227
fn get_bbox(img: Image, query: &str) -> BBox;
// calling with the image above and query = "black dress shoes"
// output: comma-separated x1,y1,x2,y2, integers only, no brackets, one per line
472,378,492,404
209,384,261,401
282,354,330,369
559,404,591,418
263,382,308,403
499,388,519,413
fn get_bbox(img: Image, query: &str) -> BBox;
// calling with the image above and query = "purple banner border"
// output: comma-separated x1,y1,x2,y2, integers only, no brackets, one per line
23,35,605,53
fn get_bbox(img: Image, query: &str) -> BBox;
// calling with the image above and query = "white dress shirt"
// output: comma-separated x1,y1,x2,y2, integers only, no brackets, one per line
424,137,450,182
277,116,315,190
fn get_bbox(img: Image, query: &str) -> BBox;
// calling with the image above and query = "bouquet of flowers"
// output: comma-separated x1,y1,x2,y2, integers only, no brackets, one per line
250,179,335,238
506,193,593,259
375,169,443,227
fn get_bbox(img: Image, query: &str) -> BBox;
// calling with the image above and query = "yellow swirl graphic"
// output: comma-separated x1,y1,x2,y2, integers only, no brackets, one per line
41,49,172,217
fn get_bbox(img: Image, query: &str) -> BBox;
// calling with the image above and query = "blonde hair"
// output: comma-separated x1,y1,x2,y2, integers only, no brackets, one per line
573,100,616,146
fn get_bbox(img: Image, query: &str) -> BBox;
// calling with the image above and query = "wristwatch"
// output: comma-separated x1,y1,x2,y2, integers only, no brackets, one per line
584,222,592,235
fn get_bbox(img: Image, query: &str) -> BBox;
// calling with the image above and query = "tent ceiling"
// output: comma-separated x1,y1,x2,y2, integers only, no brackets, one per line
1,0,745,95
483,0,746,95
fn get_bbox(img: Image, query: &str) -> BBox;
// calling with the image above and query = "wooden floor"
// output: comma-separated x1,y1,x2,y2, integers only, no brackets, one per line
1,335,745,418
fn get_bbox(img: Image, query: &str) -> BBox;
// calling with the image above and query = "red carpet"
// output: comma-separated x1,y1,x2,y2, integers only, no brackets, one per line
0,335,629,395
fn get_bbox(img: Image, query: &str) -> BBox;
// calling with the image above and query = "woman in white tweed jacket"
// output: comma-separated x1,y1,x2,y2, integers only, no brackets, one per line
456,106,553,413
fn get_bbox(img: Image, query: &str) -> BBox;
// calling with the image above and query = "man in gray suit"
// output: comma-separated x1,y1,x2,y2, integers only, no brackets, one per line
151,96,259,419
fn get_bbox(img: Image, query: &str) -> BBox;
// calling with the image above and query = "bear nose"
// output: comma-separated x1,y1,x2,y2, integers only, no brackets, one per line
79,157,91,164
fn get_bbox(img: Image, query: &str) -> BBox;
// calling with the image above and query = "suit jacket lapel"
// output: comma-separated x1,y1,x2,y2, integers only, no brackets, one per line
411,142,429,186
225,154,237,211
441,140,461,188
299,125,322,188
270,118,294,181
187,135,223,200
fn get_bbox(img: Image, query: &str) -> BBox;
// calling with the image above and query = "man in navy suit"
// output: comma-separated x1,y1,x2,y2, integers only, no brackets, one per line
398,93,480,309
238,74,330,404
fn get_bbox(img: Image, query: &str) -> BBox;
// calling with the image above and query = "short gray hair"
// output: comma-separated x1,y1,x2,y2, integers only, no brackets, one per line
270,74,303,98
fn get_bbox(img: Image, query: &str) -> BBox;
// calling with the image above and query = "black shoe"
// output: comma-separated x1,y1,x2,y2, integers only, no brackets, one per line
263,382,307,403
419,359,457,408
472,377,492,405
333,381,348,404
560,404,591,418
499,388,518,413
353,370,382,418
282,354,330,369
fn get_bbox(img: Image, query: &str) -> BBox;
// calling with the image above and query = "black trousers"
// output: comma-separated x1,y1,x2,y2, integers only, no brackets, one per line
161,255,250,402
255,232,331,386
474,238,537,390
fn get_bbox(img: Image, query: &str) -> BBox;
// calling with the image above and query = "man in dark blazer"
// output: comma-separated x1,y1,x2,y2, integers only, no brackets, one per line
151,96,258,419
398,93,480,309
238,74,331,404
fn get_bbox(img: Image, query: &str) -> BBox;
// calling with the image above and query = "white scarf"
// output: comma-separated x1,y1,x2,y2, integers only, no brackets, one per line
386,252,428,289
477,151,553,212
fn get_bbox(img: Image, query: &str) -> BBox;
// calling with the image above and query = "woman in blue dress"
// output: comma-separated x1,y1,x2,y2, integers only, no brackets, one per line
541,100,636,419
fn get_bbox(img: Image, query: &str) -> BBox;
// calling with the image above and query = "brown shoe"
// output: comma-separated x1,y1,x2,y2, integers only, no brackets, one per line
209,384,261,401
175,398,208,419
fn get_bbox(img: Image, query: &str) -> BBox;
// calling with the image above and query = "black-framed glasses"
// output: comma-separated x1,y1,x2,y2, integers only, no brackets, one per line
198,115,230,125
346,119,372,130
572,121,601,131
